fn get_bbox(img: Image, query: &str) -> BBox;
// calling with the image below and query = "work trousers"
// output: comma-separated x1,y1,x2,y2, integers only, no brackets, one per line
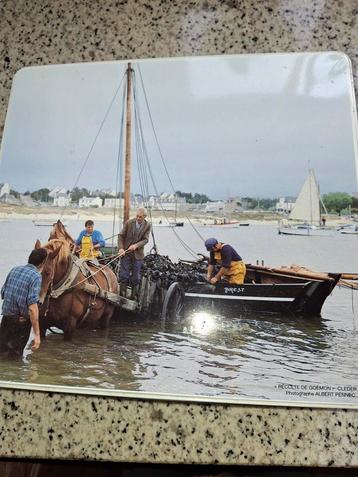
0,315,32,357
119,254,143,286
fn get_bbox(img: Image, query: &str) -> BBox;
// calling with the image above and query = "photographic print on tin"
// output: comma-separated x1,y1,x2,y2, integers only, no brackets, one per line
0,52,357,408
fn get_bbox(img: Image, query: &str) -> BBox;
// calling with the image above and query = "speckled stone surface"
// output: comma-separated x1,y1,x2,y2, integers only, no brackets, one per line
0,0,358,467
1,0,358,137
0,388,357,466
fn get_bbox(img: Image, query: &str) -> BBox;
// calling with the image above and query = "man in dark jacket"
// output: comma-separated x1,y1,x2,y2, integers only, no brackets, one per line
118,208,151,299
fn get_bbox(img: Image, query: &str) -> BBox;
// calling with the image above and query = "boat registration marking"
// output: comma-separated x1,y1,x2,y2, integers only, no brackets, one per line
184,293,294,302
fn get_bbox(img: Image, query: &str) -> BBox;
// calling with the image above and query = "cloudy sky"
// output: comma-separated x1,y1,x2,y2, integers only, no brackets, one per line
0,52,357,200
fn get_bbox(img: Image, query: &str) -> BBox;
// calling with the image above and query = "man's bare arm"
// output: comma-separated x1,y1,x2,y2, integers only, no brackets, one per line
28,303,41,351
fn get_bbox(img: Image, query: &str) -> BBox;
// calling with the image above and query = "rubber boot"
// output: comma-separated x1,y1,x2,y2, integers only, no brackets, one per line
130,284,139,301
120,283,127,297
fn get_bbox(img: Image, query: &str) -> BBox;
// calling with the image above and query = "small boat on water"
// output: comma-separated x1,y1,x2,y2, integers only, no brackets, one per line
278,169,332,236
33,219,68,227
278,223,333,237
153,221,184,227
200,220,250,228
339,224,358,234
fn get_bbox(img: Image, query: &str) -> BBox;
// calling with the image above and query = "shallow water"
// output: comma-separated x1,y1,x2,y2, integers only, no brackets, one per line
0,219,357,406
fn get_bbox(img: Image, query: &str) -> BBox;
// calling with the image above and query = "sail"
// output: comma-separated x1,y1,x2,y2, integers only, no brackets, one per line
289,169,321,225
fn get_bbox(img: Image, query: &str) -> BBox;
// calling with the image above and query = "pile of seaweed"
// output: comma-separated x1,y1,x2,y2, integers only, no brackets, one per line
141,253,208,286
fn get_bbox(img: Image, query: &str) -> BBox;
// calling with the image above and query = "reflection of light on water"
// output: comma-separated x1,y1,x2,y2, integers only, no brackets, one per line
186,312,217,335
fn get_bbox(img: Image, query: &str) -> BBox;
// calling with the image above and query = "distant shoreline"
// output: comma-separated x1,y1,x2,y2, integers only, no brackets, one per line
0,204,351,227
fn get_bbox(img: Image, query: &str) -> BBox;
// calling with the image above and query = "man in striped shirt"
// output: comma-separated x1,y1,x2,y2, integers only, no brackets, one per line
0,248,47,357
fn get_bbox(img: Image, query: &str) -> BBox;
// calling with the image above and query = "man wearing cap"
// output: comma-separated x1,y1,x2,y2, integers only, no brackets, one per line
205,238,246,285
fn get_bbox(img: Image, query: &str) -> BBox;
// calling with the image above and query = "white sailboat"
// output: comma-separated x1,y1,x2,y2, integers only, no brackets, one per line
278,169,332,236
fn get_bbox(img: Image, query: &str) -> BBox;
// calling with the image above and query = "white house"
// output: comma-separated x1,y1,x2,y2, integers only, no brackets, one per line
104,198,124,208
0,193,21,205
204,201,225,213
224,197,243,214
0,183,11,197
49,186,67,199
54,195,71,207
275,197,295,214
92,188,117,197
48,186,71,207
79,196,103,208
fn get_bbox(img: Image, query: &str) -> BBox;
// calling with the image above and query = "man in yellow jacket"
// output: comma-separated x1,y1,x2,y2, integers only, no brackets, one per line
205,237,246,285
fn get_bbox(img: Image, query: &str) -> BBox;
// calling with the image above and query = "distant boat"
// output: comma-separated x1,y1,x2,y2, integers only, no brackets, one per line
200,220,249,228
33,219,68,227
153,221,184,228
339,224,358,234
278,169,332,236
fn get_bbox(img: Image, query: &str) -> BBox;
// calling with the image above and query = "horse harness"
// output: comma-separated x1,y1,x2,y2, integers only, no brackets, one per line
43,254,114,324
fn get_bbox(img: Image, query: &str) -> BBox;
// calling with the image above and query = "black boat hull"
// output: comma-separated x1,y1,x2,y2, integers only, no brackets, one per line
184,278,337,317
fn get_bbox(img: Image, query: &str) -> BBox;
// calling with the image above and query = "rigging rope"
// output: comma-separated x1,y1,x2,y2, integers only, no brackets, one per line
137,64,206,244
132,72,157,253
58,64,203,260
132,70,198,259
59,72,127,220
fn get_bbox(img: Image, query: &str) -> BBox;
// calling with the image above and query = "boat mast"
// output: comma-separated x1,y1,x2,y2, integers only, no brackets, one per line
123,62,132,225
309,167,313,225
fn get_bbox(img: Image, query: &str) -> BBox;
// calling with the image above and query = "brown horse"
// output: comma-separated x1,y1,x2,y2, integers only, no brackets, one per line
49,219,75,245
36,237,118,340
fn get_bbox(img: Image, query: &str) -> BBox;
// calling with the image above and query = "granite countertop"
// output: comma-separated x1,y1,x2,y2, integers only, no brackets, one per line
0,0,358,467
0,385,357,466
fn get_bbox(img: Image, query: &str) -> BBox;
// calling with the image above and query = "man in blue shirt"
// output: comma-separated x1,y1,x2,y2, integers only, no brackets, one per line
75,220,105,260
0,248,47,357
205,237,246,285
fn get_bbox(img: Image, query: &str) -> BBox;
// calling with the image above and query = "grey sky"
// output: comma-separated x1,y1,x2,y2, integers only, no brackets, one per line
0,52,357,199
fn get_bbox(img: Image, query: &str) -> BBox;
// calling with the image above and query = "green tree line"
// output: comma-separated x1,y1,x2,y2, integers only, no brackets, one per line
322,192,358,214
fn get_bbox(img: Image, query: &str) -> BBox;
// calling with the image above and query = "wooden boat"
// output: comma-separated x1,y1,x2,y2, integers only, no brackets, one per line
200,220,249,228
183,264,339,316
153,221,184,227
171,259,340,317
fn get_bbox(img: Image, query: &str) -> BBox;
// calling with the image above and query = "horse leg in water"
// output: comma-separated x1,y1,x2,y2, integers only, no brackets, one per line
99,304,114,329
63,315,77,341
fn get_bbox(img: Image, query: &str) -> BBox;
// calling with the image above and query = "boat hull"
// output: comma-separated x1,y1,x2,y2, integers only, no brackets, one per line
184,265,340,317
200,223,249,228
339,226,358,234
278,226,333,236
153,222,184,227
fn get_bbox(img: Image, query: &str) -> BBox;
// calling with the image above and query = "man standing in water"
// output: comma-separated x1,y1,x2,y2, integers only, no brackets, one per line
205,237,246,285
118,208,151,299
0,248,47,357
